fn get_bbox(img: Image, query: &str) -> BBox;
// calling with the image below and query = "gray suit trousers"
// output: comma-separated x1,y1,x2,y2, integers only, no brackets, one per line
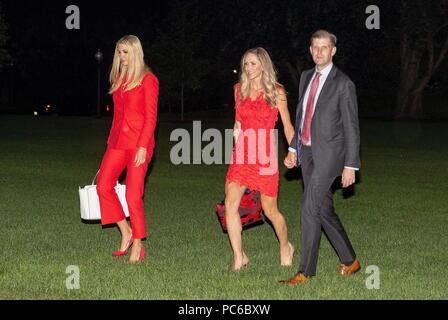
298,146,356,276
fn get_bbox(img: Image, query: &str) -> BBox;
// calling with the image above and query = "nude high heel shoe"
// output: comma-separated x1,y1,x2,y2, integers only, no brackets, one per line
281,242,295,266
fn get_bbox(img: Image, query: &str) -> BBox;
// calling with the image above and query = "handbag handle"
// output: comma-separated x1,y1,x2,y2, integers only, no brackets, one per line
92,170,121,187
92,170,100,185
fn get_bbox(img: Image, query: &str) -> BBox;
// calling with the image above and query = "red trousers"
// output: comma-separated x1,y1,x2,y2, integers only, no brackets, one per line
97,147,153,239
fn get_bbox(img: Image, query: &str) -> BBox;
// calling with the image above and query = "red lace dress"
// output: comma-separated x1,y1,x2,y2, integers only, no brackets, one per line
226,84,279,197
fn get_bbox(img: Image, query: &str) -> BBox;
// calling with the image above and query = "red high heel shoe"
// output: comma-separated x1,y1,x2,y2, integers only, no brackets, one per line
129,246,145,264
139,246,146,262
112,234,134,257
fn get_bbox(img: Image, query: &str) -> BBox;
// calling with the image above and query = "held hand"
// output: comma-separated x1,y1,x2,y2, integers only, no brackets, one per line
341,168,356,188
134,147,147,167
283,152,297,169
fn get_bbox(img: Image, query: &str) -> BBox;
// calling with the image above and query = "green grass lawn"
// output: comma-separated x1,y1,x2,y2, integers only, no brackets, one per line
0,113,447,300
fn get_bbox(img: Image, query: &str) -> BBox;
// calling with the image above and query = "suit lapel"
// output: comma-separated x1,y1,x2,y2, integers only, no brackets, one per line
296,69,314,126
300,70,314,105
314,65,338,110
300,68,315,100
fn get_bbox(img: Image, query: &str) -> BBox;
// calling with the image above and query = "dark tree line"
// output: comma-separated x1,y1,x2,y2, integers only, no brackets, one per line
396,0,448,118
0,0,447,118
0,2,9,70
146,0,448,118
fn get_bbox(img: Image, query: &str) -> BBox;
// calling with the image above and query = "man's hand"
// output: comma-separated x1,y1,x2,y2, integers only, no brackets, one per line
341,168,356,188
134,147,147,167
284,152,297,169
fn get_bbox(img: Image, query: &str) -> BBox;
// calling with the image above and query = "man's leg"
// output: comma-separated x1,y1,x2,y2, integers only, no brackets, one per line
298,146,335,276
319,184,356,265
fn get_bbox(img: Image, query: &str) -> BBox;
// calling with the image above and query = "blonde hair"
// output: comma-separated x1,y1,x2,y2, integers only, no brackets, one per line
109,35,150,94
238,47,281,108
310,30,337,47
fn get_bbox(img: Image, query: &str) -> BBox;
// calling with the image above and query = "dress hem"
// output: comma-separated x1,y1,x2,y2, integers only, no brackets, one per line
226,177,278,198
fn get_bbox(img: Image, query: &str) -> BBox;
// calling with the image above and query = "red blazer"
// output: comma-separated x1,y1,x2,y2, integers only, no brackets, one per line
107,72,159,151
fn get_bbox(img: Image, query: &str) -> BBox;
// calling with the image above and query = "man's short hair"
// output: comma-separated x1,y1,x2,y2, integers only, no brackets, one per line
310,30,337,47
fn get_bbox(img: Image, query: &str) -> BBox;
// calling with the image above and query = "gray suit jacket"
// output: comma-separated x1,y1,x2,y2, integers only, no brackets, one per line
291,65,361,178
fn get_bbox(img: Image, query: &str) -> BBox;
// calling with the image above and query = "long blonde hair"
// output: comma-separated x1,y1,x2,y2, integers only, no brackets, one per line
239,47,280,107
109,35,150,94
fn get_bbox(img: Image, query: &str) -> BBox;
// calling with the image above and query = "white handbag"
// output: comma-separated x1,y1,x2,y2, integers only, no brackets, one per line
79,171,130,221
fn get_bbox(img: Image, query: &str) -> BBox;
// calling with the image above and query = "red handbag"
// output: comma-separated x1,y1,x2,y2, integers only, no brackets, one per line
216,189,264,232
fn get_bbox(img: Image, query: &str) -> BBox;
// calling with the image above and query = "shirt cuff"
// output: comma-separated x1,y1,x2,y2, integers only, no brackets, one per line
344,166,359,171
288,147,297,153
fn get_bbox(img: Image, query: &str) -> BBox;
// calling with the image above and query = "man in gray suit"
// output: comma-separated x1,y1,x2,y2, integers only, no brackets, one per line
281,30,361,285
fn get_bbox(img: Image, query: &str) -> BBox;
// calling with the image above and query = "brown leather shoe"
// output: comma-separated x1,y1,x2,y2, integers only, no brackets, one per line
339,259,361,276
279,273,310,285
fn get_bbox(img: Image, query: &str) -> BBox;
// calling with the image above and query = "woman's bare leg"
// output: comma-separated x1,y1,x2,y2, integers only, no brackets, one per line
260,194,294,266
225,182,249,271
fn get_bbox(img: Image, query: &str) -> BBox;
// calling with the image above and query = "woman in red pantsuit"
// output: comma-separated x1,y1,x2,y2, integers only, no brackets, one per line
97,35,159,264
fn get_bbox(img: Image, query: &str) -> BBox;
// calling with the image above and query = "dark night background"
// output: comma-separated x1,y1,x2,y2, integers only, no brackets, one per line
0,0,447,119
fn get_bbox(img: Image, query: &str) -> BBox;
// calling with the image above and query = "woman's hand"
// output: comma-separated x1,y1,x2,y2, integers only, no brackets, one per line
134,147,147,167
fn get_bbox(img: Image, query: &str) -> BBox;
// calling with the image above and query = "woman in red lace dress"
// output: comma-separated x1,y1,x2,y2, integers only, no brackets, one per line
225,47,295,271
